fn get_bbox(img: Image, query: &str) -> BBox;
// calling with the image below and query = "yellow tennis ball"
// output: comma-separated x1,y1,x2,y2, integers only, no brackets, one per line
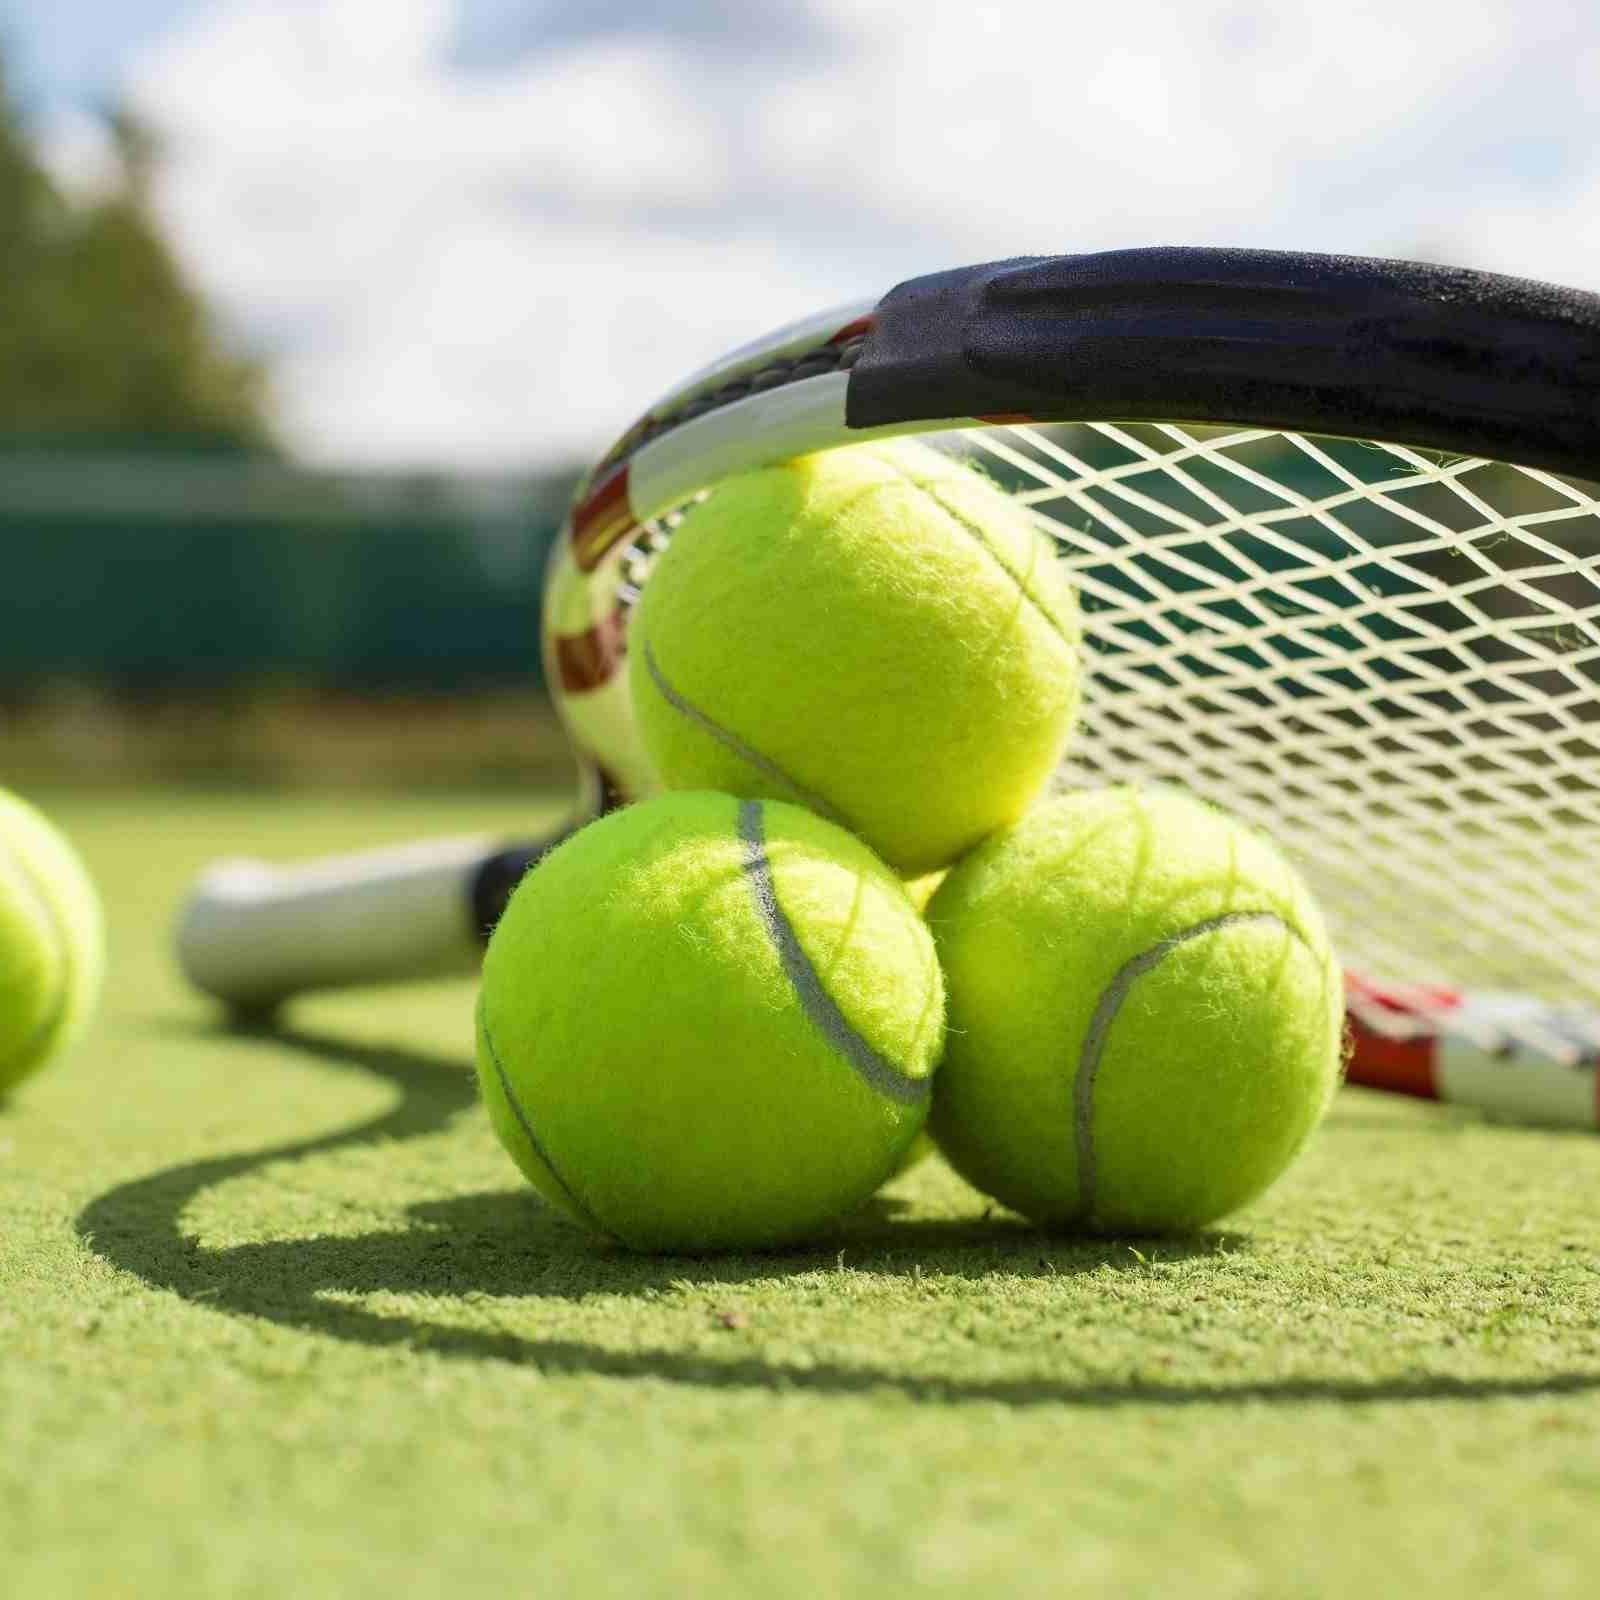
475,791,945,1252
0,789,104,1097
927,786,1343,1233
628,439,1080,875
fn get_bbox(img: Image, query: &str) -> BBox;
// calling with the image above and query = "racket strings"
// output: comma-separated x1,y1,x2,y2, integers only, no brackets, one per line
967,422,1600,1035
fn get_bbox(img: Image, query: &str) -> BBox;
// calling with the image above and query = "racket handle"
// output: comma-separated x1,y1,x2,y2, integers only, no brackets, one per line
175,834,553,1013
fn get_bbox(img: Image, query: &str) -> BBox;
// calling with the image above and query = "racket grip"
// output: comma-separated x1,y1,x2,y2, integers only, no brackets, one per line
175,834,547,1012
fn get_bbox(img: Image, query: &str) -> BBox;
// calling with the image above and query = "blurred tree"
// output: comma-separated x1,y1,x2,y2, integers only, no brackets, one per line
0,54,271,450
0,55,65,413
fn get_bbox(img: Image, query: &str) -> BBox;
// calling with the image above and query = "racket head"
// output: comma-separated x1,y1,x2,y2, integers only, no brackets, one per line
542,246,1600,1056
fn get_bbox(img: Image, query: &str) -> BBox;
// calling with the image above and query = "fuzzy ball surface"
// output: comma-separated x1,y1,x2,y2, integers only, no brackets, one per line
927,786,1343,1233
627,439,1080,875
0,789,104,1096
475,791,945,1252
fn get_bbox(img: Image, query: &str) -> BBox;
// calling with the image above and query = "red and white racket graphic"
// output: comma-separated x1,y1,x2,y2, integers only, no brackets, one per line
1345,979,1600,1130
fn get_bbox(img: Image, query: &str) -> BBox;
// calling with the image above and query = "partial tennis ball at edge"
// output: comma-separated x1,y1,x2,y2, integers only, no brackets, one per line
628,439,1081,875
926,786,1343,1233
476,791,945,1252
0,788,104,1097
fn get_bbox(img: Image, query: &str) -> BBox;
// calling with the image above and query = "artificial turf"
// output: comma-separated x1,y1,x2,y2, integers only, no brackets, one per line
2,788,1598,1598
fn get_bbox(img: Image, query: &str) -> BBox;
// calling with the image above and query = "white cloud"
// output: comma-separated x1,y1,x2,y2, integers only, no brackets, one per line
82,0,1600,466
757,0,1535,257
270,221,833,465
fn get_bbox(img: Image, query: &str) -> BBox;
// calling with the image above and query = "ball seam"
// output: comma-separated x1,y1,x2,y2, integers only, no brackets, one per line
874,453,1077,650
1073,909,1318,1223
640,637,856,829
738,799,932,1107
477,995,628,1245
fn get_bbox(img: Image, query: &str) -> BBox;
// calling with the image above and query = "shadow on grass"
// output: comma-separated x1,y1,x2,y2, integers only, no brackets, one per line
76,1021,1600,1410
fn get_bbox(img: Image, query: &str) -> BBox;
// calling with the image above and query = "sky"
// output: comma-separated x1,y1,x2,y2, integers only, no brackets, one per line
6,0,1600,469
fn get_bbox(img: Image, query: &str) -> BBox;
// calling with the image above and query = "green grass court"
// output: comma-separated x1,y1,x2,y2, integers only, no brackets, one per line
4,789,1599,1597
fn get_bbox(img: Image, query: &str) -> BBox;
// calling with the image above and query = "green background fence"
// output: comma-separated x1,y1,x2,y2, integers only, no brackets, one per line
0,448,580,693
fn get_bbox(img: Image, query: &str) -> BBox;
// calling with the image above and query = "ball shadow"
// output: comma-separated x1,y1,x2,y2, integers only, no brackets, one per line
75,1018,1600,1410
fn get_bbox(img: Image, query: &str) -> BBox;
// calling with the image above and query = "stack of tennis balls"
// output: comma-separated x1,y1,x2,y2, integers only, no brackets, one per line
1,787,104,1099
478,437,1341,1250
478,439,1077,1250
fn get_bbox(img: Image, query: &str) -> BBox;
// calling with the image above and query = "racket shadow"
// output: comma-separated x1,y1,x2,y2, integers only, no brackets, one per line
75,1020,1600,1412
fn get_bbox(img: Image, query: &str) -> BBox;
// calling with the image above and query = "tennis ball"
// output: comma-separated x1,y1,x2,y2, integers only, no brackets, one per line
927,786,1343,1233
628,439,1080,875
0,789,104,1097
476,791,945,1252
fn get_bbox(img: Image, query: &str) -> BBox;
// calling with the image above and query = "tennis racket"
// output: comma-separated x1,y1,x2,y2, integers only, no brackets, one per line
176,246,1600,1129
